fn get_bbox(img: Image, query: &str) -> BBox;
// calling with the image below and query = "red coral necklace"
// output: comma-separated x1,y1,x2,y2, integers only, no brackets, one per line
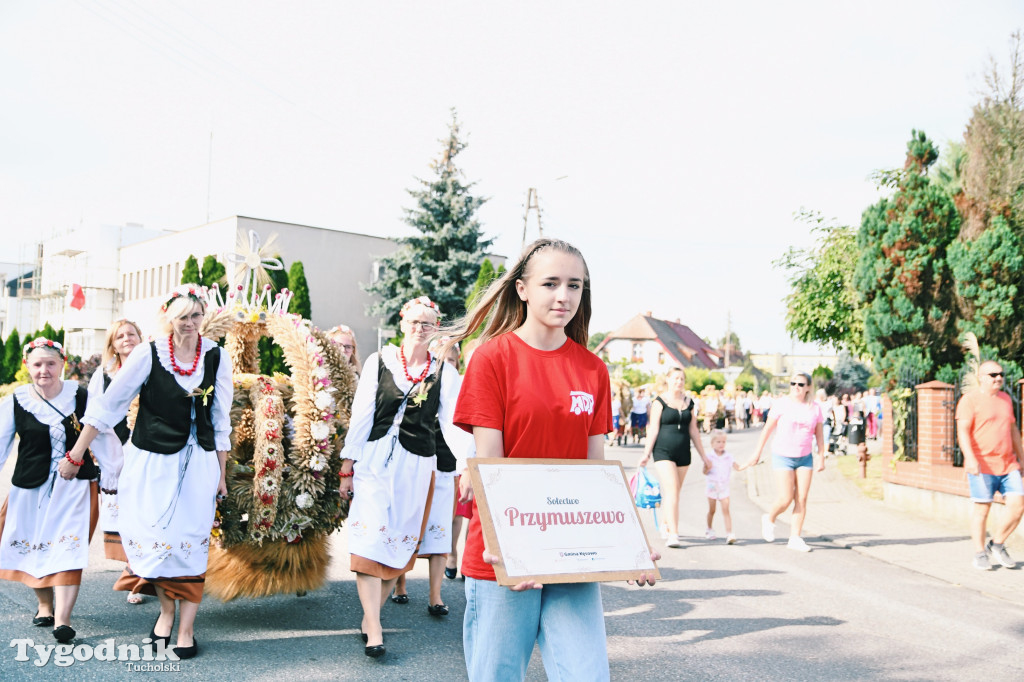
400,347,432,384
168,334,202,376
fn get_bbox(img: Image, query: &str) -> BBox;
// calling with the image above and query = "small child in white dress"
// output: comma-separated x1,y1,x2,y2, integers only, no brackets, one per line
706,429,742,543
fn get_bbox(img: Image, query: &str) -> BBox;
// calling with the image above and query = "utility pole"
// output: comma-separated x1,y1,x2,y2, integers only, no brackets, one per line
521,187,543,250
724,310,732,367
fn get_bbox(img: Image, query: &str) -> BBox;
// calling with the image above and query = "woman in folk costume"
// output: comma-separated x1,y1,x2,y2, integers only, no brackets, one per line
0,339,118,643
87,318,147,604
338,296,470,659
392,338,467,612
67,284,233,659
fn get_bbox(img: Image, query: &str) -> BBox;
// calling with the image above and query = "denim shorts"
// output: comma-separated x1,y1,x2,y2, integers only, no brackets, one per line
968,469,1024,503
772,454,814,470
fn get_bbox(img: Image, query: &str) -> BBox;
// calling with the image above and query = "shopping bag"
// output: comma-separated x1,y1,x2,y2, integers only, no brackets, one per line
632,467,661,509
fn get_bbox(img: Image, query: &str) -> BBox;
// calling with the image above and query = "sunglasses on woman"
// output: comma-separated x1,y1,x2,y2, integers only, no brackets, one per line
790,382,807,387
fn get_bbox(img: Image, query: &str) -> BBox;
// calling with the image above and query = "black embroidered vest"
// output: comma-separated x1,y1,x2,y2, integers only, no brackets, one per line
102,373,131,445
12,385,98,488
132,342,219,454
367,354,443,457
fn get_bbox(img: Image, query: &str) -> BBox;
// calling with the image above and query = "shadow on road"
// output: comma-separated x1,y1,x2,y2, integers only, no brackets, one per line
820,533,969,548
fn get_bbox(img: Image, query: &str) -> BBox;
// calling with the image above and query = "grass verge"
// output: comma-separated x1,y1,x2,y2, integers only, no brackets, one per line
834,449,884,501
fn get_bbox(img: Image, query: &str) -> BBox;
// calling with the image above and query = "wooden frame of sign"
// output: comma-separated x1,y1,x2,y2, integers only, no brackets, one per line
467,458,660,586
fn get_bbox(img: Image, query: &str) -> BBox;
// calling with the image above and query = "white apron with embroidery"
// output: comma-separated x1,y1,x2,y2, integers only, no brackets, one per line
83,338,233,579
419,469,457,555
0,382,116,578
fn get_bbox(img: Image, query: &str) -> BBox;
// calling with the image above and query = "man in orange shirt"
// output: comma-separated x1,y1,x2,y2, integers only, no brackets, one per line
956,361,1024,570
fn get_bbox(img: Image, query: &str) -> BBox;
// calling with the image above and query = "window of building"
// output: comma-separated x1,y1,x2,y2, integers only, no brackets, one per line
371,261,382,283
631,343,643,363
658,352,666,365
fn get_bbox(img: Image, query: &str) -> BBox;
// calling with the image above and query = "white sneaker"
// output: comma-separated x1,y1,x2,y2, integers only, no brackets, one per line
666,534,683,548
705,528,717,540
726,534,736,545
787,536,811,552
761,514,775,543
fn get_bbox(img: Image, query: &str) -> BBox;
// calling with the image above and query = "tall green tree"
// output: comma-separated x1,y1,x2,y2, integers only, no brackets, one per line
960,30,1024,239
855,130,962,382
288,261,311,320
365,109,492,326
181,255,201,284
200,255,226,289
948,215,1024,364
1,329,21,384
40,322,58,343
775,210,866,354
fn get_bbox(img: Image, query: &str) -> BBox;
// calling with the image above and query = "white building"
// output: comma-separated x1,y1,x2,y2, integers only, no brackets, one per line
117,216,401,357
2,216,502,362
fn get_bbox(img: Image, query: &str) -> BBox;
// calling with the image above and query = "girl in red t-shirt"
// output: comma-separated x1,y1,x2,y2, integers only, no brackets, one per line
446,238,659,682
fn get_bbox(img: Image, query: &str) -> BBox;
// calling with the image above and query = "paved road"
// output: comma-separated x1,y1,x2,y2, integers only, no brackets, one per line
2,429,1023,680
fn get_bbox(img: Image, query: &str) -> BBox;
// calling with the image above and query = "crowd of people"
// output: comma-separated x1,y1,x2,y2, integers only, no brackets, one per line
0,235,1018,680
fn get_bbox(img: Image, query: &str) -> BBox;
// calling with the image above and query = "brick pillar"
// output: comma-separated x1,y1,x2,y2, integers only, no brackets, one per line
915,381,955,473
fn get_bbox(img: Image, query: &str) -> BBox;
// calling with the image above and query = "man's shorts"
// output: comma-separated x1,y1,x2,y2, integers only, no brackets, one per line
631,413,647,430
968,469,1024,503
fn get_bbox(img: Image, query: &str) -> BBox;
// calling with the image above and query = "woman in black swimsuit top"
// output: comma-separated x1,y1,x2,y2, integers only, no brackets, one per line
639,367,710,549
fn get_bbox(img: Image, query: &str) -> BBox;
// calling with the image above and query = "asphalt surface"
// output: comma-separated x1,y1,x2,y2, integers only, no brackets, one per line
1,428,1023,680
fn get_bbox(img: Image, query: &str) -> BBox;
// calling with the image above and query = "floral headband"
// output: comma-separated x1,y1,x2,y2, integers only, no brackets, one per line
326,324,353,335
161,285,207,313
23,338,66,362
400,296,441,319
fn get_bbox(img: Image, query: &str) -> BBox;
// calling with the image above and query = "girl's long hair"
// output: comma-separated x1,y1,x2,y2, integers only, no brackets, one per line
441,238,591,357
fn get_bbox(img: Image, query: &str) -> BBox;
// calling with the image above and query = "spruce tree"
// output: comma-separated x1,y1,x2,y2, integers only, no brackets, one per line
181,255,201,285
366,109,492,326
2,329,20,384
855,131,961,383
288,261,311,320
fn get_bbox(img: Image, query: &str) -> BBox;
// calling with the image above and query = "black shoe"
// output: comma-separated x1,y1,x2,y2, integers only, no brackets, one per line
172,637,198,660
53,625,76,643
444,566,457,580
390,593,409,605
364,644,385,658
149,614,174,647
32,612,54,627
427,603,449,617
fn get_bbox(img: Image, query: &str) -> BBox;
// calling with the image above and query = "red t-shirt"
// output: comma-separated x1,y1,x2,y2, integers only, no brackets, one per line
454,332,613,581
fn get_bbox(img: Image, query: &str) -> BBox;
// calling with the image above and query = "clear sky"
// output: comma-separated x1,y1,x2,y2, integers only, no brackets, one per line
2,1,1022,353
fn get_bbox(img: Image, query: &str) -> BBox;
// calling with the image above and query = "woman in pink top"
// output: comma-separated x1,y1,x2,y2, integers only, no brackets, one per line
743,373,824,552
